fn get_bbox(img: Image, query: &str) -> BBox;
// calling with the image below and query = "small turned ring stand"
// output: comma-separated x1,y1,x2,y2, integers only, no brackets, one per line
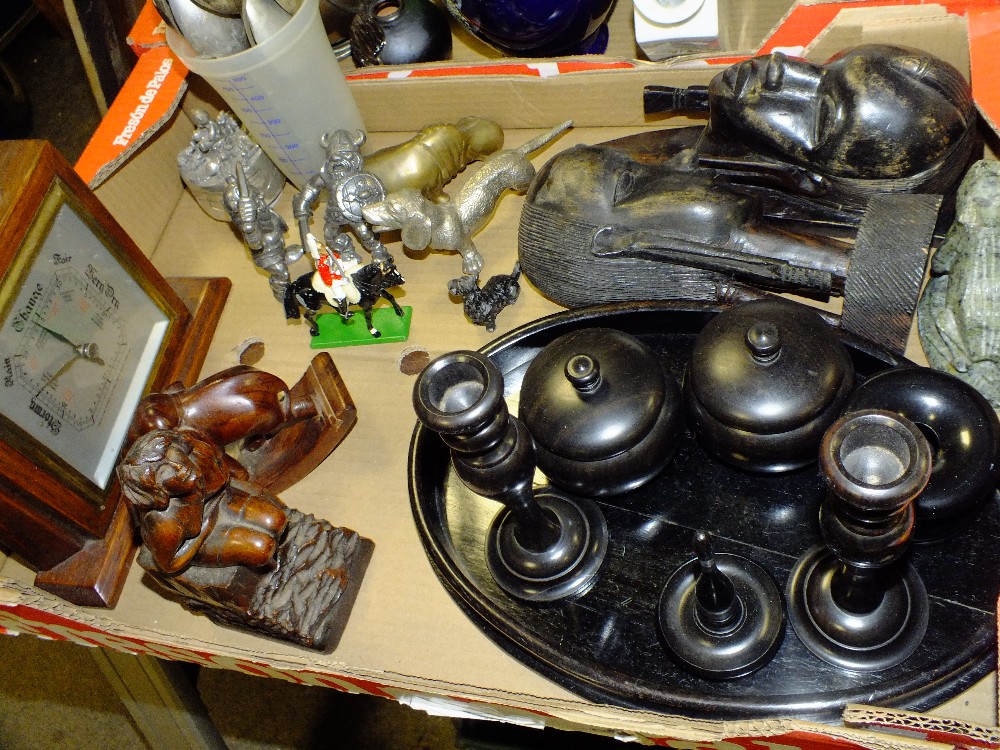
788,409,932,672
413,350,608,602
658,530,785,679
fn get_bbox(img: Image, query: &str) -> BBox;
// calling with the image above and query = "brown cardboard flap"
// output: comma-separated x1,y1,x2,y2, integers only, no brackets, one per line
805,7,968,75
351,64,718,131
844,703,1000,747
94,110,190,256
717,0,801,52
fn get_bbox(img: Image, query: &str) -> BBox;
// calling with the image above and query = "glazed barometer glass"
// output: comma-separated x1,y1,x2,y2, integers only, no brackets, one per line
0,181,170,496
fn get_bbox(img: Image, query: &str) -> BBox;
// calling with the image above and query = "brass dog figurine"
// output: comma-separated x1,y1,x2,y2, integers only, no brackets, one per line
363,120,572,278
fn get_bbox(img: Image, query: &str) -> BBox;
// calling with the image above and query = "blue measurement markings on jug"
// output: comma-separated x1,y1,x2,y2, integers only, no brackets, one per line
222,76,311,178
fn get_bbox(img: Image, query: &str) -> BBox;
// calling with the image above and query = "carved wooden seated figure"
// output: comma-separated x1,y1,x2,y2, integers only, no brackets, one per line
519,45,976,350
120,430,288,574
117,354,372,651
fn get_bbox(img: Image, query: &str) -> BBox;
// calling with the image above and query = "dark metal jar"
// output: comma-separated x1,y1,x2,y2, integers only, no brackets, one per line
683,298,855,473
518,327,682,497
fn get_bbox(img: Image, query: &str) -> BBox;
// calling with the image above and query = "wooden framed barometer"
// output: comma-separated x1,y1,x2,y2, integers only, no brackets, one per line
0,140,228,607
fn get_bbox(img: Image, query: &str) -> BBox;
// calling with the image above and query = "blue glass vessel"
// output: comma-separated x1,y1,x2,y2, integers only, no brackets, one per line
444,0,616,57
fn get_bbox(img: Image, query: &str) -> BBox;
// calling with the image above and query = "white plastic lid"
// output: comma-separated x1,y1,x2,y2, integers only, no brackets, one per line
633,0,705,25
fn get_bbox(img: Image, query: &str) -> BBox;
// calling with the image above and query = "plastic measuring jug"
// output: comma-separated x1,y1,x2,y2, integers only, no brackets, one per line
167,0,365,190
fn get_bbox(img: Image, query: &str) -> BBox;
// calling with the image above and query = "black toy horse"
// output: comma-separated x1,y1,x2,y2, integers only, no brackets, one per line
284,258,406,338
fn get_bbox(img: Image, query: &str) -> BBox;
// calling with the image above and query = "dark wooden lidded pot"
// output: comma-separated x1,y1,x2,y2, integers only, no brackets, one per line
683,298,855,473
519,327,682,497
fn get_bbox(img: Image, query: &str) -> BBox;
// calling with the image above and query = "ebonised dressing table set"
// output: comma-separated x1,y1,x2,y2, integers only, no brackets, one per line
410,44,1000,721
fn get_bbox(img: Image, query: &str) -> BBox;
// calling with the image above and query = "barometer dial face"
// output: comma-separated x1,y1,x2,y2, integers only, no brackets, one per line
0,183,170,498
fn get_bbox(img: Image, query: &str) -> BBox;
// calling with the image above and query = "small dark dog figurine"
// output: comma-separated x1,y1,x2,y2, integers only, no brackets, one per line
448,263,521,332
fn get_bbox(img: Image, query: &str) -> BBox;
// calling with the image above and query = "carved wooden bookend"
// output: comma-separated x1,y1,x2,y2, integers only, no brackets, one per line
118,354,371,651
128,353,357,494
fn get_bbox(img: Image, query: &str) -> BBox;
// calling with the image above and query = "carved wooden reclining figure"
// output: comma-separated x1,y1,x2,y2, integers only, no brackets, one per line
519,45,977,353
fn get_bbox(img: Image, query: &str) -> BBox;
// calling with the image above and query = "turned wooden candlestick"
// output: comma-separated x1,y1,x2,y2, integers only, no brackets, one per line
413,350,608,602
787,409,932,671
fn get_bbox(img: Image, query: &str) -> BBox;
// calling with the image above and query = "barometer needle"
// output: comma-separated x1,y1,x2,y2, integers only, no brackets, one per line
35,355,82,397
31,318,105,365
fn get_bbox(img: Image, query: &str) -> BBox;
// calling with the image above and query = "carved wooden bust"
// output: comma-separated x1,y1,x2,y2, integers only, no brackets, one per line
519,45,971,348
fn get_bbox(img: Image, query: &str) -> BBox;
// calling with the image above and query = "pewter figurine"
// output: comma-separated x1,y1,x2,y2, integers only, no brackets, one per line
223,162,298,300
178,108,285,221
363,116,505,197
292,129,389,266
448,263,521,331
363,120,572,278
918,159,1000,408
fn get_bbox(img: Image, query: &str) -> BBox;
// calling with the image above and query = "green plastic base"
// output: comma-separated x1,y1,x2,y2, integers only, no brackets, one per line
309,306,413,349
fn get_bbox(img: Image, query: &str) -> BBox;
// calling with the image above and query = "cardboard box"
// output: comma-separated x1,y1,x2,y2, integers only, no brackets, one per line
75,0,1000,186
4,3,1000,749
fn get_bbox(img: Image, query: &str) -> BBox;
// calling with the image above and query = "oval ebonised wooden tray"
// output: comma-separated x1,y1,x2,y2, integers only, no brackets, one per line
408,301,999,721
